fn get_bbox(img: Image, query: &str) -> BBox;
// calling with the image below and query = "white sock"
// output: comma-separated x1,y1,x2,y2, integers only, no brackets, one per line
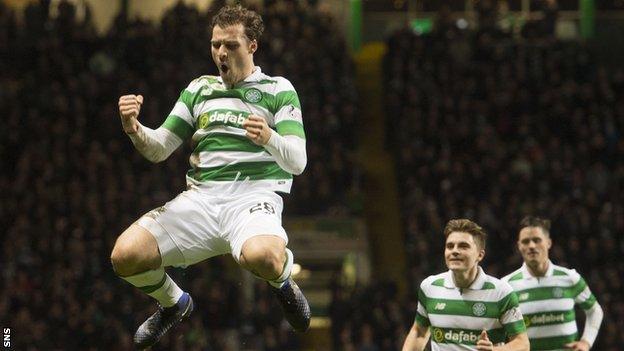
122,267,184,307
268,248,294,289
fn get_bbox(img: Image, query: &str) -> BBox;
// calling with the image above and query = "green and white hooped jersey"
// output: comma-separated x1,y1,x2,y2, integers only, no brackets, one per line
503,262,597,351
161,67,305,193
416,267,526,350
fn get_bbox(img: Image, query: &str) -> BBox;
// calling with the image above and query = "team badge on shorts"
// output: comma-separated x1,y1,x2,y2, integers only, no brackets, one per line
472,302,487,316
244,88,262,103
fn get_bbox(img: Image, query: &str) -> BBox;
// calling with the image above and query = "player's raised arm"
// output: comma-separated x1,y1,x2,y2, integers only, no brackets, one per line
402,321,429,351
119,94,144,134
118,94,183,163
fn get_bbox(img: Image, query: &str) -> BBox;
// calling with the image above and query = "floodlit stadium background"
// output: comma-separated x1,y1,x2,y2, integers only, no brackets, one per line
1,0,623,350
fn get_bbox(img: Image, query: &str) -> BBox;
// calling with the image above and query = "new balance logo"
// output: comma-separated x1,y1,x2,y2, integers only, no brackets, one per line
434,303,446,310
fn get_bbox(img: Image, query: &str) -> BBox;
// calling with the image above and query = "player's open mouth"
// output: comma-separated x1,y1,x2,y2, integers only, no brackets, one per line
220,64,229,73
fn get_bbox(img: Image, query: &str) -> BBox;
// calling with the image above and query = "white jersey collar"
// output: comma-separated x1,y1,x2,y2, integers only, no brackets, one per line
443,266,487,290
521,260,554,278
243,66,264,82
216,66,264,87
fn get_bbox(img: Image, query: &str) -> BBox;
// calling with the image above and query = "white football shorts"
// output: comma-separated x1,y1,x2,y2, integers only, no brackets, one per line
136,184,288,267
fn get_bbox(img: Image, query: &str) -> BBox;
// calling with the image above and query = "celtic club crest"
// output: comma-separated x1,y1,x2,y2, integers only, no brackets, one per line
472,302,487,317
245,88,262,103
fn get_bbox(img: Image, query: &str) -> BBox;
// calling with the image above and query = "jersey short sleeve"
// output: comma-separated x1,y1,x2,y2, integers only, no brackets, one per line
498,284,526,337
569,270,597,310
272,78,305,139
161,79,205,141
415,284,431,327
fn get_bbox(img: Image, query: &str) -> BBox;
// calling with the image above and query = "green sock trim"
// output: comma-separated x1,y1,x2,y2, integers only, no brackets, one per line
139,274,167,293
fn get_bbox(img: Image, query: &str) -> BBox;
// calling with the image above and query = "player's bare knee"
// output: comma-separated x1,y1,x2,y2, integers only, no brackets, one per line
111,243,138,276
111,225,162,276
110,247,130,276
242,246,284,279
110,240,156,277
264,247,286,277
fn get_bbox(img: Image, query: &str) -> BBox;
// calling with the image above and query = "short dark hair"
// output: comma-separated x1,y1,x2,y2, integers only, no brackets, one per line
519,216,551,236
211,5,264,42
444,219,487,250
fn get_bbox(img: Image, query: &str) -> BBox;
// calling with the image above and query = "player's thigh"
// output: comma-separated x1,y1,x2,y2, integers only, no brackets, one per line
137,187,229,267
241,235,286,256
225,191,288,264
111,224,161,274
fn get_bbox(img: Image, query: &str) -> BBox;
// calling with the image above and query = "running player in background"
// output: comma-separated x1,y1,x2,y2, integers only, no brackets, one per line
402,219,529,351
110,5,310,349
503,216,603,351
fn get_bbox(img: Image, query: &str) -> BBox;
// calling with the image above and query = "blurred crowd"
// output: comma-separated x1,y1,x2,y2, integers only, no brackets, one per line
329,282,409,351
0,0,356,349
329,6,624,351
3,0,624,350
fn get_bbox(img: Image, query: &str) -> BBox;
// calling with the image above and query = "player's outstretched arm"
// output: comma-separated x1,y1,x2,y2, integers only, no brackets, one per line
401,322,429,351
118,94,183,163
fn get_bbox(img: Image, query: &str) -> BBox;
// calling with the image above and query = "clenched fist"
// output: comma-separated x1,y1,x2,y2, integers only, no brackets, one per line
118,94,144,134
242,115,272,145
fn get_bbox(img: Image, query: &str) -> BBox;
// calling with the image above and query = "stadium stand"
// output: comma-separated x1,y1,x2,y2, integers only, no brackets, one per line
2,0,623,350
329,5,623,351
0,0,357,349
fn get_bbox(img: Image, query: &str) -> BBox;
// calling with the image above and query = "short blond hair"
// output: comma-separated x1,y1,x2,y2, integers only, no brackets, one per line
444,219,486,250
